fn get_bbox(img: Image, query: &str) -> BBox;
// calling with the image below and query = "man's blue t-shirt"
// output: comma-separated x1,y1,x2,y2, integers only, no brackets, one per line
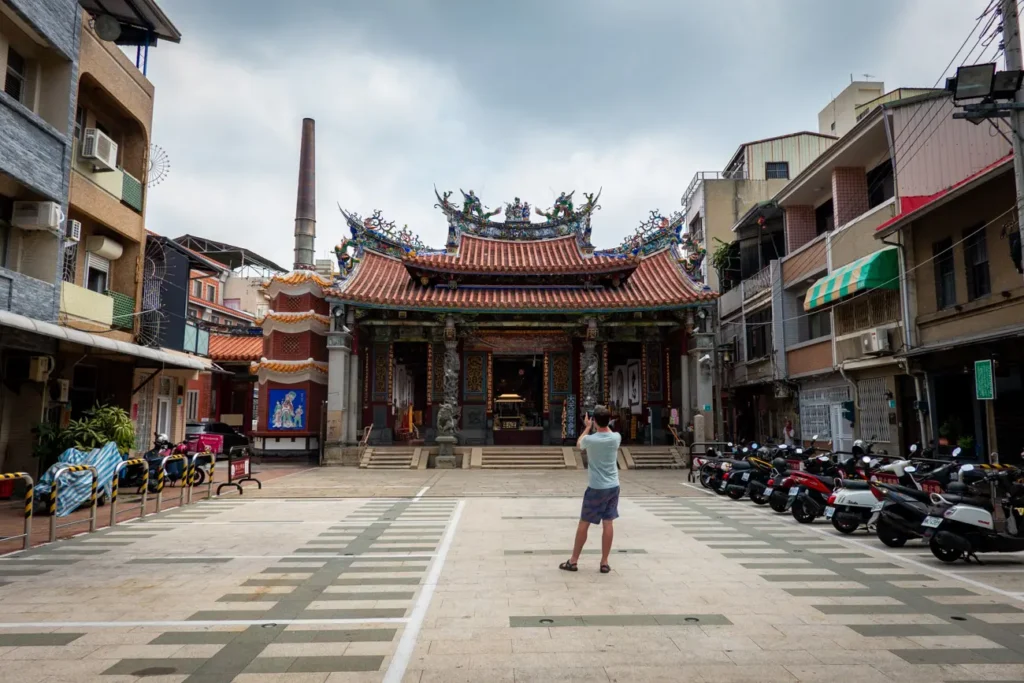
581,431,621,490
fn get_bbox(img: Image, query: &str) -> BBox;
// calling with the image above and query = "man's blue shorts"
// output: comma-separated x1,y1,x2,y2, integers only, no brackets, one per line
581,486,620,525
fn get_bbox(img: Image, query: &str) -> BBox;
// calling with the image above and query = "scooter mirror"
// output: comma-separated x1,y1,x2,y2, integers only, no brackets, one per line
904,465,917,473
751,443,759,449
778,444,788,450
742,447,749,453
795,448,803,454
952,447,962,457
910,444,918,453
862,456,871,463
727,442,733,447
960,464,974,472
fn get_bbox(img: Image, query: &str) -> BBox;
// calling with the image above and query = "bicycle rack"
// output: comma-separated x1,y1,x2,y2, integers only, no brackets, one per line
217,446,262,496
186,452,216,504
0,472,34,550
48,465,98,543
155,454,188,513
111,459,148,527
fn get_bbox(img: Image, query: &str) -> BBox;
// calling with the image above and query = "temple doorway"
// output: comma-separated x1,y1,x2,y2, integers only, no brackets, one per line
607,342,645,444
492,355,544,445
393,342,427,443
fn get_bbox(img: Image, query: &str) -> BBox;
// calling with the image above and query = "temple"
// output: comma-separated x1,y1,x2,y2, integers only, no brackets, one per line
251,120,718,458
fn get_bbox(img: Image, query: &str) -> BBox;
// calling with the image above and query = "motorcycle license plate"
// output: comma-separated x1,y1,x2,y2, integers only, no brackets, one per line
742,472,750,482
921,516,942,529
788,486,800,498
719,480,728,491
763,487,773,497
825,506,835,519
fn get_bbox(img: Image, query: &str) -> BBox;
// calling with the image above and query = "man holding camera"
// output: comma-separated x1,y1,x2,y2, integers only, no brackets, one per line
560,405,621,574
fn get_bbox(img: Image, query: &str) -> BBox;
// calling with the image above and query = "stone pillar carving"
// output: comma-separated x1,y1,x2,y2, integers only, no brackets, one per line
581,318,599,413
436,315,460,466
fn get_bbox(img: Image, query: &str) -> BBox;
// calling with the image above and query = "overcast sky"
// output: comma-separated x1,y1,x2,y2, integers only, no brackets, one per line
144,0,989,270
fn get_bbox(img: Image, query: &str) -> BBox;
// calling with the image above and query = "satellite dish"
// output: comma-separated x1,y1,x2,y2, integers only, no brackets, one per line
94,15,122,42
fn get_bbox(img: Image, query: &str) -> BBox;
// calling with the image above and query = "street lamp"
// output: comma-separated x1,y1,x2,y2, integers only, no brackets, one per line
952,63,996,101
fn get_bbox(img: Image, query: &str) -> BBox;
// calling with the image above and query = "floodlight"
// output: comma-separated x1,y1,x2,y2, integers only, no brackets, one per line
991,70,1024,99
954,63,996,100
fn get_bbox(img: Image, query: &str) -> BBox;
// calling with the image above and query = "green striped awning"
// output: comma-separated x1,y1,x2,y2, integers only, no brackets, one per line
804,246,899,311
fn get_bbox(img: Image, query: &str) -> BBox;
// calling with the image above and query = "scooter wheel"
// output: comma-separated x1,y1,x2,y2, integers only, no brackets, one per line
713,482,729,496
750,490,768,505
191,469,206,487
830,515,859,534
875,519,908,548
791,500,817,524
727,486,746,500
769,494,788,513
930,537,963,563
699,465,715,489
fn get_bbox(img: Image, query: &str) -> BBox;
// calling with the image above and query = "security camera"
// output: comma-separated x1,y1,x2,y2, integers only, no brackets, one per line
699,354,711,364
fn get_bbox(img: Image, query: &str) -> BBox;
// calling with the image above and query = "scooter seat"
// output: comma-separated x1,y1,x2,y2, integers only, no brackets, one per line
837,479,870,490
879,484,932,503
938,494,991,508
729,461,753,471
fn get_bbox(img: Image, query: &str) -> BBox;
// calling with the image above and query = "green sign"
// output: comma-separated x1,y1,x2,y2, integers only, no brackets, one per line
975,360,995,401
703,404,712,412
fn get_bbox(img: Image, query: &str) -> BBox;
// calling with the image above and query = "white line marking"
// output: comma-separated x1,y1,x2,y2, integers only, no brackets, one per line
383,498,464,683
414,486,430,500
115,554,438,560
0,618,409,629
679,482,1024,605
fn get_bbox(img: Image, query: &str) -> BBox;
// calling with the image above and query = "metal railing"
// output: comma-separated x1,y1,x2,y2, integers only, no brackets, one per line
48,465,98,542
742,265,773,301
218,446,262,496
681,171,723,213
0,472,33,550
186,452,216,504
110,459,148,527
155,454,188,512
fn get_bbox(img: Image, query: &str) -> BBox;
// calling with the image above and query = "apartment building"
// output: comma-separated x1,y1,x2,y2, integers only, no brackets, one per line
772,86,1011,455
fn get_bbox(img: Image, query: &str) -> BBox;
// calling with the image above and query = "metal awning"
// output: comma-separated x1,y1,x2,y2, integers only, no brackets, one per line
804,247,899,311
79,0,182,44
0,310,207,370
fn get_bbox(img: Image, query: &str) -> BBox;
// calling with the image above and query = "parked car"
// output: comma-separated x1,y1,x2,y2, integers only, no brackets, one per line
185,422,249,455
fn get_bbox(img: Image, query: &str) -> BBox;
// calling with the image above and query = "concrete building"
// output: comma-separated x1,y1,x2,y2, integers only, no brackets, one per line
818,80,885,138
773,90,1012,455
682,132,836,291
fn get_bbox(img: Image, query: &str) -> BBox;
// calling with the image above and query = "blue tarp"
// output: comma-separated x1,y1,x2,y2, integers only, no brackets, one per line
35,443,121,517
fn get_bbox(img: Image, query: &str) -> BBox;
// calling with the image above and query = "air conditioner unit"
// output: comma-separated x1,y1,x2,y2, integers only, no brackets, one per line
81,128,118,172
11,201,61,231
861,327,892,355
64,219,82,243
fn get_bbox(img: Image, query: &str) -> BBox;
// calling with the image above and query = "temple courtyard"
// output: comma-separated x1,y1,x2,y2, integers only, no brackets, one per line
2,469,1024,682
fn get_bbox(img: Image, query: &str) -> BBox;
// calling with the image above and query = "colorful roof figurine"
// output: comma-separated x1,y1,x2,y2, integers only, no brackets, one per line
329,190,714,313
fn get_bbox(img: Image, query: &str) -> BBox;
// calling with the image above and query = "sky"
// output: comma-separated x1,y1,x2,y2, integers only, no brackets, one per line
143,0,989,271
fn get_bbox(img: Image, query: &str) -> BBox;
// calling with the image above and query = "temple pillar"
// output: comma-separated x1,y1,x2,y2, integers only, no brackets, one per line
436,316,460,465
581,318,599,415
326,307,351,446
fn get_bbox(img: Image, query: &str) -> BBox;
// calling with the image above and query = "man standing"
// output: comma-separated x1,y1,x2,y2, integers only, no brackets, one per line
560,405,621,574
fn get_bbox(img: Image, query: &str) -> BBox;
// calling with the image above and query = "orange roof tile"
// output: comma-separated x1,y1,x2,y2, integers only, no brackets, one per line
405,234,637,274
271,270,332,288
250,359,329,374
209,335,263,361
259,311,330,324
332,248,715,312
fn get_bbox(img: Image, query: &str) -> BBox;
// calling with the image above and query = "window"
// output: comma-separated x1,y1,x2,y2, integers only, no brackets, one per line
74,106,85,140
867,160,894,209
186,390,199,421
62,244,78,283
85,253,110,294
815,199,834,236
745,307,772,361
830,121,836,132
804,308,831,341
963,225,990,301
211,315,219,324
4,47,26,103
188,307,198,318
933,238,956,309
206,284,216,302
765,162,789,180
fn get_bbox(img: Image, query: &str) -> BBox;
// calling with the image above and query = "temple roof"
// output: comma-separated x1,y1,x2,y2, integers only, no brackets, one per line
404,234,637,275
209,334,263,362
329,248,714,313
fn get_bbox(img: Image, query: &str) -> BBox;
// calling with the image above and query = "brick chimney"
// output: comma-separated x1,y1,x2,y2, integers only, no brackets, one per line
293,118,316,271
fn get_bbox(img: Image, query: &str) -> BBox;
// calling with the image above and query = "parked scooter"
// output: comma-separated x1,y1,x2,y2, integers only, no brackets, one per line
764,436,819,512
827,444,932,534
923,460,1024,563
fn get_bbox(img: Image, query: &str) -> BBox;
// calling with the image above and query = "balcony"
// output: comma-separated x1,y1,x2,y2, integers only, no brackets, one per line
59,282,113,329
0,92,68,203
184,321,210,356
742,265,772,302
719,285,743,318
72,142,145,215
108,291,136,331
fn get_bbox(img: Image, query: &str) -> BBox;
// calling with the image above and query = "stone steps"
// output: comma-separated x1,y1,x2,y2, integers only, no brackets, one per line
360,448,417,470
626,447,684,469
479,447,572,469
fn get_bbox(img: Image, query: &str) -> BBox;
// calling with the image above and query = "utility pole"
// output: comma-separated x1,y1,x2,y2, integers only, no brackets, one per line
1001,0,1024,282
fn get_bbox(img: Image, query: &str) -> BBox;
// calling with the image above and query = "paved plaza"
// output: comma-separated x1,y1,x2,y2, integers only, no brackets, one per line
2,469,1024,682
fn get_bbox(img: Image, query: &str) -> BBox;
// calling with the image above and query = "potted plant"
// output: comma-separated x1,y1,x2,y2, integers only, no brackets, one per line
64,404,135,454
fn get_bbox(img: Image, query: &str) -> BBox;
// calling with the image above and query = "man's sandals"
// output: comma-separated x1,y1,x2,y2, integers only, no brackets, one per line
559,560,611,574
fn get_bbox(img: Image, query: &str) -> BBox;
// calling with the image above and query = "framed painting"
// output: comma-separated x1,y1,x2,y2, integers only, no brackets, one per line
268,388,307,430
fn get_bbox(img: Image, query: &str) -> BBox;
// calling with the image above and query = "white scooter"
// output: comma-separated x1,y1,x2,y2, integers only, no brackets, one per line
825,444,921,534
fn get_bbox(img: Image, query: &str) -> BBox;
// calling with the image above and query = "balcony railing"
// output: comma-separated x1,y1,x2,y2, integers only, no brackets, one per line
681,171,723,213
184,321,210,356
108,291,135,331
121,171,144,212
742,265,772,302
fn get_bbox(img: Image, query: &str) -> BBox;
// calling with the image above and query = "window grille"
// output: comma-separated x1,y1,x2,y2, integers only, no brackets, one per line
857,377,891,443
833,289,899,335
186,390,199,421
765,162,789,180
798,385,851,440
62,244,78,283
